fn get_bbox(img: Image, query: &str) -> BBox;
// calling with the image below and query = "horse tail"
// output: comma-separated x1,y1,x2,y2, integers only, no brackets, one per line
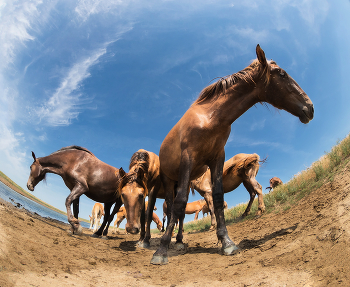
189,182,196,196
223,154,262,177
243,153,261,177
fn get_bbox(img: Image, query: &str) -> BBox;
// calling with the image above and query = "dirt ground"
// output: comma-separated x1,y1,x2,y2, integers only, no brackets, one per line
1,163,350,286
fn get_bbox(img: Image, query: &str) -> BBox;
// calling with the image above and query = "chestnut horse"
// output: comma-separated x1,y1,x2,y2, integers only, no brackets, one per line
162,199,206,231
27,146,123,235
89,202,104,232
191,153,264,229
151,45,314,264
202,201,227,218
113,201,160,232
116,149,166,247
113,207,162,232
266,177,283,191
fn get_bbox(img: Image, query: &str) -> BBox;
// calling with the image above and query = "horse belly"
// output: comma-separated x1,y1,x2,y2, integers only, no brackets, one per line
223,176,242,193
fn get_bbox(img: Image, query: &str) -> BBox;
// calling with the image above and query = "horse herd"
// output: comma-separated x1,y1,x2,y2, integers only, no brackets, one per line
26,45,313,265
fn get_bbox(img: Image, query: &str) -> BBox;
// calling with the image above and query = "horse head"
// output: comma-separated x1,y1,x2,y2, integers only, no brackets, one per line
255,44,314,124
27,151,45,191
117,167,148,234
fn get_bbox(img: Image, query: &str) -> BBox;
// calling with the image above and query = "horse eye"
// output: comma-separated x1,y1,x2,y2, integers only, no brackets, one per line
280,71,286,78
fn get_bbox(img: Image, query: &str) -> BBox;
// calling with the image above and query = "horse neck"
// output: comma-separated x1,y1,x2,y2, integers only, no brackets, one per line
38,153,67,176
207,81,260,127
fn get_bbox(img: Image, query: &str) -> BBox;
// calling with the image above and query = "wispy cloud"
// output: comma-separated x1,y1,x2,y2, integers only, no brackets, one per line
75,0,125,22
0,0,43,67
36,47,107,126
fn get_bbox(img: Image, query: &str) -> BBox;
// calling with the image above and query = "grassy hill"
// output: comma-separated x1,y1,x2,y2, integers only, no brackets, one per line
182,133,350,232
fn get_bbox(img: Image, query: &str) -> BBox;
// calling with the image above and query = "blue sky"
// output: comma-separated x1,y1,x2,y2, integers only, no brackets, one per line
1,0,350,229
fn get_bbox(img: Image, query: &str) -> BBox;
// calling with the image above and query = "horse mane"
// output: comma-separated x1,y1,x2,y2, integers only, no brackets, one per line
119,150,150,194
194,59,273,105
222,154,261,177
129,150,150,171
52,145,95,157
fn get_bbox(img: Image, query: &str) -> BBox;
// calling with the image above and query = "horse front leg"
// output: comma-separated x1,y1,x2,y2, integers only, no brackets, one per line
65,183,86,235
210,154,240,256
139,182,160,248
151,168,186,265
137,198,146,246
72,198,79,219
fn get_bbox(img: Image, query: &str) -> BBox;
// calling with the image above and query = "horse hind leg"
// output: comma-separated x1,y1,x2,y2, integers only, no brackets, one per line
102,198,123,237
203,192,216,230
243,176,265,217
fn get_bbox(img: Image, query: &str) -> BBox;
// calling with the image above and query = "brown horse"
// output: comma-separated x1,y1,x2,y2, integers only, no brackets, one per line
162,199,206,231
89,202,104,232
266,177,283,191
191,153,264,229
116,149,166,247
26,146,123,235
151,44,314,264
202,201,227,217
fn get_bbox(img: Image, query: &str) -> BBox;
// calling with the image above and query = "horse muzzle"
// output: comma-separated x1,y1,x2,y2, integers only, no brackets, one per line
300,104,314,124
126,226,140,234
27,182,34,191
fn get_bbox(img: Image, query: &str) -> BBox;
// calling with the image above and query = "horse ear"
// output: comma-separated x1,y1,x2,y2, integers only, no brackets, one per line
118,167,126,178
137,168,145,180
31,151,36,161
256,44,267,68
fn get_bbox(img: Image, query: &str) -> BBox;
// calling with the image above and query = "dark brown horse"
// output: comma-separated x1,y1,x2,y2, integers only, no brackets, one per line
151,45,314,264
116,149,166,247
266,177,283,191
190,153,264,230
26,146,123,236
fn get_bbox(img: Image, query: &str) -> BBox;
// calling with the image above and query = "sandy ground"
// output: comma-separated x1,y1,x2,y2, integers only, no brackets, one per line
1,163,350,286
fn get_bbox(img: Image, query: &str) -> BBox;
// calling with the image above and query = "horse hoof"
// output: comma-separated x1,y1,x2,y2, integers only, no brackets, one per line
174,242,185,251
73,226,83,235
91,233,101,238
222,244,240,256
101,236,109,240
209,225,216,231
137,241,150,248
150,255,168,265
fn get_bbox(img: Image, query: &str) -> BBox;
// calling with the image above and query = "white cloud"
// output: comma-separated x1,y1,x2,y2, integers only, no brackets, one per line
35,47,107,126
0,0,43,67
250,119,266,131
75,0,124,22
0,122,28,188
